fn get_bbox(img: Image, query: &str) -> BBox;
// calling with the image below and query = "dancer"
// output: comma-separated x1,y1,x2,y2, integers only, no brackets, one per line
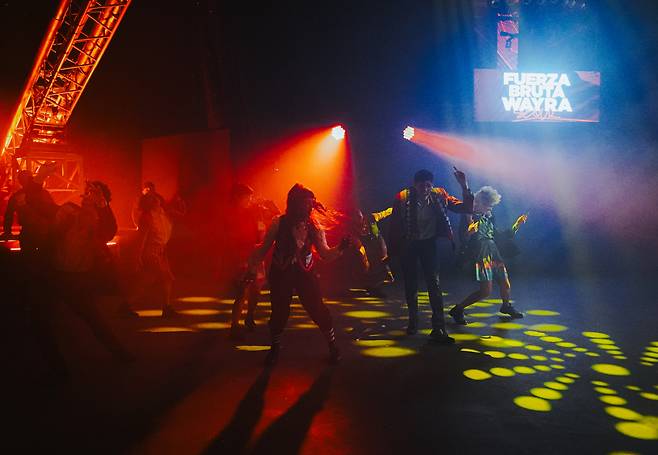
449,186,527,324
248,184,349,365
350,209,394,297
389,168,473,343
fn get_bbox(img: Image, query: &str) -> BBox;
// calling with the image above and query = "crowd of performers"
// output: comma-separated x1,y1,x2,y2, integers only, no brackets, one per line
1,164,528,375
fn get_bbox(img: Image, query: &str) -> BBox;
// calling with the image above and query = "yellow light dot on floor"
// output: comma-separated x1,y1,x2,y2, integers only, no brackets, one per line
531,387,563,400
293,323,317,329
469,312,496,318
556,342,577,348
532,355,548,361
480,337,525,348
583,331,610,338
177,309,221,316
509,353,530,360
585,352,601,357
344,310,392,318
193,322,231,330
651,341,658,346
514,396,551,412
647,347,658,353
574,347,588,352
605,407,643,421
591,338,615,345
484,350,506,359
467,321,488,328
608,350,623,355
541,336,563,343
599,345,619,351
600,395,627,405
490,367,516,377
535,365,552,372
451,333,481,341
565,373,580,379
551,364,566,370
557,376,575,384
626,386,642,391
470,302,494,308
140,326,197,333
641,357,658,363
524,330,546,337
525,345,543,351
592,363,631,376
565,353,577,358
460,348,481,354
354,339,396,347
513,366,536,374
526,309,560,316
615,422,658,440
491,322,526,330
361,347,417,358
178,296,221,303
645,352,658,358
641,362,653,366
592,380,609,386
135,310,164,317
463,369,492,380
530,324,568,333
595,387,617,395
640,393,658,401
481,298,508,304
546,349,561,355
545,381,569,391
551,357,564,363
235,345,270,352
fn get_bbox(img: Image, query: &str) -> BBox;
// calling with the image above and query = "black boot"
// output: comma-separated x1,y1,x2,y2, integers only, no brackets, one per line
500,303,523,319
265,344,280,366
449,306,468,325
429,328,455,345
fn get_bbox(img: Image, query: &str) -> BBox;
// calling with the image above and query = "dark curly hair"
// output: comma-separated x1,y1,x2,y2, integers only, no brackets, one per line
88,180,112,202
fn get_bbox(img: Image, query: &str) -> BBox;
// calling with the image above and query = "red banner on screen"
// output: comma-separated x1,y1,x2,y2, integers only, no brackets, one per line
474,69,601,122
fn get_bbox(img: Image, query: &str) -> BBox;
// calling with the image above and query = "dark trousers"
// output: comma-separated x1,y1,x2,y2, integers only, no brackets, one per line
268,264,333,342
400,238,446,330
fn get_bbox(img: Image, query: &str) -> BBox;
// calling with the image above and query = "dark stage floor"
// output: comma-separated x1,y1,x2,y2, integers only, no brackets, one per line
5,272,658,454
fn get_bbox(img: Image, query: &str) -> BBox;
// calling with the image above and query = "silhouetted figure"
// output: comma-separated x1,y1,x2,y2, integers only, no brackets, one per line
388,168,473,344
450,186,527,324
248,184,349,365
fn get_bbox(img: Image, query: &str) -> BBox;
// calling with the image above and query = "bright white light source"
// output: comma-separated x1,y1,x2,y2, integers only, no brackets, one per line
331,125,345,140
403,126,415,140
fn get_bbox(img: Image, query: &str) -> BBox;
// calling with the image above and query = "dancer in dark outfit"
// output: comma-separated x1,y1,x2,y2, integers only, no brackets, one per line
388,168,473,344
248,184,349,365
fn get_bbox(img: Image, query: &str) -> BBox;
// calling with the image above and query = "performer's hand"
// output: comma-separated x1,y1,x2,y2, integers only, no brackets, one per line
453,166,468,189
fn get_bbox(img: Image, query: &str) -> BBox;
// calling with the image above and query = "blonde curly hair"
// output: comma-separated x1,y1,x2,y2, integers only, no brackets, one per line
474,186,502,207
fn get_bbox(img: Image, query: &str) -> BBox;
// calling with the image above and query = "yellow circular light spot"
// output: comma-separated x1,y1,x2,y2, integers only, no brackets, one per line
556,342,577,348
531,355,548,361
592,380,609,386
525,345,543,351
599,345,619,351
293,323,317,329
178,296,221,303
513,366,536,374
565,353,576,358
641,362,653,366
344,310,392,318
451,333,481,341
480,337,525,348
605,407,643,420
590,338,615,345
545,381,569,391
460,348,481,354
608,350,623,355
467,321,488,328
484,350,506,359
647,347,658,353
469,312,496,318
509,353,530,360
574,347,588,352
193,322,231,330
524,330,546,337
556,376,575,384
551,364,565,370
471,302,494,308
541,336,563,343
354,339,396,347
551,357,564,363
490,367,516,377
140,326,197,333
600,395,627,405
526,309,560,316
644,352,658,358
615,422,658,440
481,298,507,304
626,386,642,391
595,387,617,395
565,373,580,379
491,322,526,330
514,396,551,412
176,309,221,316
651,341,658,346
463,369,492,380
135,310,165,317
531,387,562,400
361,347,417,358
641,357,658,363
585,352,600,357
640,393,658,401
546,349,561,354
530,324,568,333
592,364,631,376
235,345,270,352
582,331,610,338
534,365,552,372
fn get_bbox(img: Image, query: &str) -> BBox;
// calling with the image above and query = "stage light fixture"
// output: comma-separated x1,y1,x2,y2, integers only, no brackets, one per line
403,126,415,140
331,125,345,140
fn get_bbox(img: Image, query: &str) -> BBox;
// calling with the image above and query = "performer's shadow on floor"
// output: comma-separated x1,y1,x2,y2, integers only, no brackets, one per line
203,366,334,455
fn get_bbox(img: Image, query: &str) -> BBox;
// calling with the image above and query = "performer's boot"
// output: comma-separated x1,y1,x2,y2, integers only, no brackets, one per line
406,310,418,335
449,305,468,325
500,302,523,319
264,343,280,366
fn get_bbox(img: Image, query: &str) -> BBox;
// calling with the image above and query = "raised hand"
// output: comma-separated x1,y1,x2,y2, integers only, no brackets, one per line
453,166,468,190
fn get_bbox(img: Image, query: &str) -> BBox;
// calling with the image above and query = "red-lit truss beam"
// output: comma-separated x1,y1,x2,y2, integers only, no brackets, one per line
1,0,132,158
